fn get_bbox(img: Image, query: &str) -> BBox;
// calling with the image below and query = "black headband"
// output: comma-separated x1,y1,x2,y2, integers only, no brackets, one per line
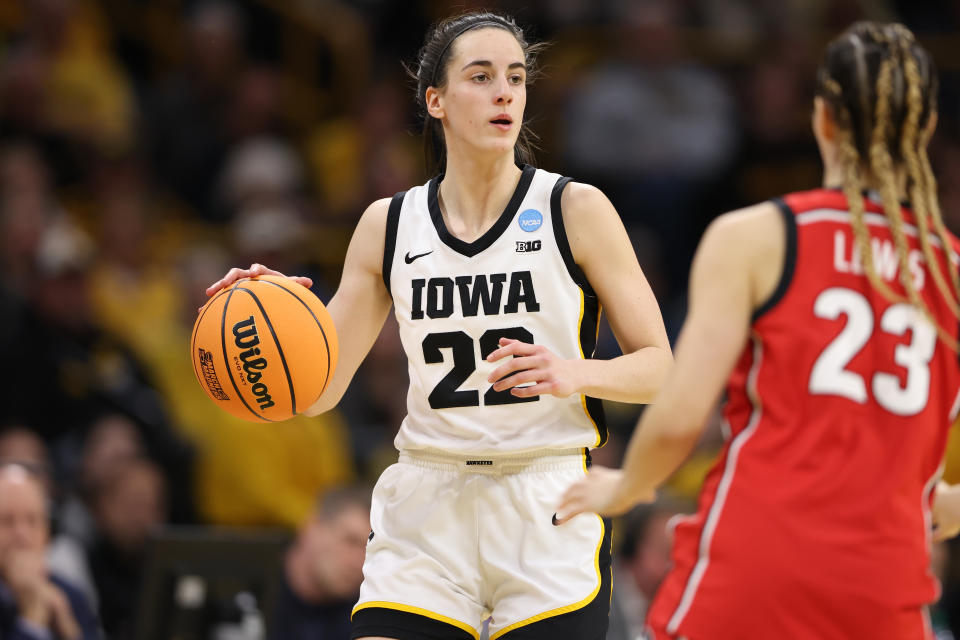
429,20,511,87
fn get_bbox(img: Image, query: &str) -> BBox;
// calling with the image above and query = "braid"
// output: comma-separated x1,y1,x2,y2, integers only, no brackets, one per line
818,22,958,348
910,34,960,304
841,137,901,305
871,51,917,295
920,144,960,298
825,74,903,305
898,31,960,316
870,29,958,348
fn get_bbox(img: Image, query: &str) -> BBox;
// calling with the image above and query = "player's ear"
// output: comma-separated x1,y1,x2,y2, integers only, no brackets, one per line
812,96,836,143
425,86,445,120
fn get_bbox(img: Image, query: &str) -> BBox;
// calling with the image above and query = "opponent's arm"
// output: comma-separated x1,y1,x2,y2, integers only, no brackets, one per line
486,183,672,403
204,199,394,417
557,202,785,519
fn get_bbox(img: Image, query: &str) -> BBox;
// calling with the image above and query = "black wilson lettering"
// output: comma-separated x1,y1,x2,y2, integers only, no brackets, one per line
232,316,275,410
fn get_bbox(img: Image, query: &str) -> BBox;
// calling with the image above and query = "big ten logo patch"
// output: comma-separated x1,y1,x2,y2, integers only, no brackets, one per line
516,240,541,253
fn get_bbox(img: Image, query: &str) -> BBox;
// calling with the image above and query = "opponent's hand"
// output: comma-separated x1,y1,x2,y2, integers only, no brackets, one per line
933,481,960,542
554,466,654,525
203,263,313,301
486,338,581,398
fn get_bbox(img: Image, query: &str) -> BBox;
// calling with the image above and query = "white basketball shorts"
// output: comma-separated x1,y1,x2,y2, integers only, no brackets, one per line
351,448,612,640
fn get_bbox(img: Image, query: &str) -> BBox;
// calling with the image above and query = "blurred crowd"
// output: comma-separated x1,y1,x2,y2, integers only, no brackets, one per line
0,0,959,638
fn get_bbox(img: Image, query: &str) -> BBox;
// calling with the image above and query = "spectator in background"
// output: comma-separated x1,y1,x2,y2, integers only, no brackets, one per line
145,0,245,218
57,413,147,551
0,142,62,302
561,0,737,301
271,486,371,640
607,502,682,640
87,458,166,640
1,216,196,525
305,74,419,222
733,39,821,204
0,0,135,184
0,463,99,640
0,426,97,613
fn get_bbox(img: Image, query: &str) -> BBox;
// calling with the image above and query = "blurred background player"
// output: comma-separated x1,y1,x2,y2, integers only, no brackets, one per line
206,9,672,640
559,21,960,640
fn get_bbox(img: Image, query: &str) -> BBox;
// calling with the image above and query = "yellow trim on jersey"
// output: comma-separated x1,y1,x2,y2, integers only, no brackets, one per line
576,289,586,358
576,289,602,447
490,515,605,640
352,601,479,639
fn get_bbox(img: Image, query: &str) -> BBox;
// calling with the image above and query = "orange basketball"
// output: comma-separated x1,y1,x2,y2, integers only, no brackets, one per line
190,275,338,422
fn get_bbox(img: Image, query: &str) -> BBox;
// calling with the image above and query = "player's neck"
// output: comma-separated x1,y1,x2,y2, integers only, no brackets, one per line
822,162,910,202
438,152,522,242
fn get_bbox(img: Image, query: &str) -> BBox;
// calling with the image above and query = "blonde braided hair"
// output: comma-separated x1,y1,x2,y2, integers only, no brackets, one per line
817,22,957,348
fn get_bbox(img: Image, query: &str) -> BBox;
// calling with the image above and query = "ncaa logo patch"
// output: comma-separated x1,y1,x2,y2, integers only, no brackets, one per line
517,209,543,232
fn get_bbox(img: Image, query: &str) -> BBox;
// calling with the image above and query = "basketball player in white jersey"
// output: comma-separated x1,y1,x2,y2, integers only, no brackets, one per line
205,11,672,640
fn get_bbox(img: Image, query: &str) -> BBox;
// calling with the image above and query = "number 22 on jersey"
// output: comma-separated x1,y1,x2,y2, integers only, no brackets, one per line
809,287,937,416
423,327,539,410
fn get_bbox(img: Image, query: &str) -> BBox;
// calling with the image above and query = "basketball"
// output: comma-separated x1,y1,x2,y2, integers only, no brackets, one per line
190,275,338,422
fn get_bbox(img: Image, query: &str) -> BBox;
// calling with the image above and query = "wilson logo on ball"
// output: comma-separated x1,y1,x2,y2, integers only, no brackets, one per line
232,316,275,410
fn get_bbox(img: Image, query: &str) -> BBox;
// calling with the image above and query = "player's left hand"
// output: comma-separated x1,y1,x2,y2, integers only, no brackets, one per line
554,466,654,524
486,338,580,398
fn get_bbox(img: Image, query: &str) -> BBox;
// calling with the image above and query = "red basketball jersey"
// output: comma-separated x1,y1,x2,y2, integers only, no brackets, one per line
648,189,960,639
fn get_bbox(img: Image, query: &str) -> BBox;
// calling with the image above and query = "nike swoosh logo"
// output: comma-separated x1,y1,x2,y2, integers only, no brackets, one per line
404,250,433,264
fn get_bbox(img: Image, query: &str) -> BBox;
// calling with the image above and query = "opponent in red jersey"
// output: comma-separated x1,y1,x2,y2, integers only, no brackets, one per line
558,22,960,640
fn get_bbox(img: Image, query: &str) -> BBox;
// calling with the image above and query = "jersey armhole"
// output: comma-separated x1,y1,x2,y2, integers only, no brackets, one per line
381,190,407,297
550,177,597,298
751,197,798,323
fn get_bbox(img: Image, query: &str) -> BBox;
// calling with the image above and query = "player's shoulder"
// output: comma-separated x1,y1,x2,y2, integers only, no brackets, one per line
354,197,393,236
703,200,784,250
558,181,612,214
361,196,392,221
556,181,620,236
695,201,789,309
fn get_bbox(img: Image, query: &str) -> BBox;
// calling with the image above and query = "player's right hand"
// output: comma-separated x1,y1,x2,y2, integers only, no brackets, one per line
203,263,314,302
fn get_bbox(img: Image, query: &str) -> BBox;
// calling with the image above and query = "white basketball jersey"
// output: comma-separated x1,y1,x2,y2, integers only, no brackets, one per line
383,165,606,454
